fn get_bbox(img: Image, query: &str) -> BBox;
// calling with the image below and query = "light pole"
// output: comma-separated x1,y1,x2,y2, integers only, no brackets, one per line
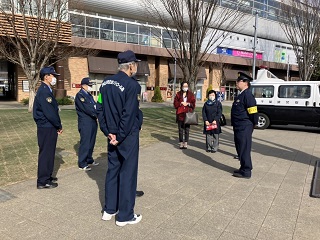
252,11,258,80
287,55,290,81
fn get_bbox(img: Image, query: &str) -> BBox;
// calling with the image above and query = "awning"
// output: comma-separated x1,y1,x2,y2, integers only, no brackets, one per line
223,69,250,81
169,63,184,79
88,56,118,75
88,56,150,76
223,69,238,81
197,67,207,79
169,64,207,79
136,61,150,76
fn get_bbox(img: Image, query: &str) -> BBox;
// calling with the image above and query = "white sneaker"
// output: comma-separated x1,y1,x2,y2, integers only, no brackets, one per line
91,161,99,166
79,166,91,171
116,214,142,227
102,211,118,221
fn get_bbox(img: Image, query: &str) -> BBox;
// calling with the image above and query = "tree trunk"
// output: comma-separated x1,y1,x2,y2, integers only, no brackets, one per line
28,88,36,113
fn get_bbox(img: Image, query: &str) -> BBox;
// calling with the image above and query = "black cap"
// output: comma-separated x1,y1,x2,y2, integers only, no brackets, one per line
117,50,141,64
237,72,253,82
81,77,93,86
40,66,60,79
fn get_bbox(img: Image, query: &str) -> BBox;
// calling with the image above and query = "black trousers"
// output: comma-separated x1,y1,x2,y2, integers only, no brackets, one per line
233,125,253,177
104,132,139,222
178,121,190,142
37,127,58,186
78,120,98,168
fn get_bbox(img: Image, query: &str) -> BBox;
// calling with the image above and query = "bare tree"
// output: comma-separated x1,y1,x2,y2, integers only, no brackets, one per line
0,0,76,111
141,0,248,92
279,0,320,81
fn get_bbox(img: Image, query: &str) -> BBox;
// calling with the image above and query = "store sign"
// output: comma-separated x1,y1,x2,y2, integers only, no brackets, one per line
217,47,262,60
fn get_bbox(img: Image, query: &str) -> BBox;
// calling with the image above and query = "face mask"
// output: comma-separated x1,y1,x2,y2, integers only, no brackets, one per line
87,86,93,92
50,77,57,86
209,96,215,101
183,87,188,92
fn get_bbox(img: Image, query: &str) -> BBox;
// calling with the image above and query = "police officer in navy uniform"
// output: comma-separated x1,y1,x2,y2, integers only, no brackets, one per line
75,77,99,171
33,66,62,189
98,50,143,226
231,72,258,179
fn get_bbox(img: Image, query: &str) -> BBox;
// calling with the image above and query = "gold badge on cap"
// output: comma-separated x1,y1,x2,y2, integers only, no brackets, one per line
46,97,52,103
80,98,85,102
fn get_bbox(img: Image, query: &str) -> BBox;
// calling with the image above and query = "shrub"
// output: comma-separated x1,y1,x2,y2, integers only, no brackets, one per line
151,86,164,102
21,98,29,105
56,96,74,105
204,84,214,101
206,84,213,97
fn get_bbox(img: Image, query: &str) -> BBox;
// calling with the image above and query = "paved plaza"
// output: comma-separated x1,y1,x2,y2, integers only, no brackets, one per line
1,117,320,239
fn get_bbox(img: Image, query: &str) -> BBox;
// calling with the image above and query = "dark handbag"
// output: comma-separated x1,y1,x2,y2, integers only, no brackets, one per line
184,111,198,125
219,114,226,126
206,124,217,131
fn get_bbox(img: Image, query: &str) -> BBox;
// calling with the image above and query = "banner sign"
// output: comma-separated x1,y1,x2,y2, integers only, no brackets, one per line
217,47,263,60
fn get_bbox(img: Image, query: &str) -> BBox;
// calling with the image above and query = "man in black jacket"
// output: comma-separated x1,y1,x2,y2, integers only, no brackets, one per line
231,72,258,179
33,66,62,189
75,77,99,171
97,50,143,226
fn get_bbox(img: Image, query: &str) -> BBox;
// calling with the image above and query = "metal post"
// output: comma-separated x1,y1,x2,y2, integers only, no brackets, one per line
173,55,177,100
287,55,290,81
252,11,258,80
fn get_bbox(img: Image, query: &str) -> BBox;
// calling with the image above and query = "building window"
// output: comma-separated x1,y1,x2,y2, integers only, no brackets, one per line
114,22,126,32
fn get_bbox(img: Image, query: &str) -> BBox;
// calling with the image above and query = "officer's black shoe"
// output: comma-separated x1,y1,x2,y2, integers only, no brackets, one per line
211,150,216,153
233,169,241,174
232,172,251,179
136,191,144,197
50,177,58,182
37,182,58,189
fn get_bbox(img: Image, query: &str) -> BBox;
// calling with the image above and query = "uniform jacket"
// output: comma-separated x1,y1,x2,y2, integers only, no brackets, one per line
33,82,62,129
231,88,258,128
75,89,97,124
97,71,143,143
202,100,222,134
173,90,196,122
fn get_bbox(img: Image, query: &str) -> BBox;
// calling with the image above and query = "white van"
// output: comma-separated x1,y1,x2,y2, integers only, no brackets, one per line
250,69,320,129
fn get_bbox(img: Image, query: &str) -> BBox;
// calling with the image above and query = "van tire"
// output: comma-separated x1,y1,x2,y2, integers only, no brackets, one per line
257,113,270,129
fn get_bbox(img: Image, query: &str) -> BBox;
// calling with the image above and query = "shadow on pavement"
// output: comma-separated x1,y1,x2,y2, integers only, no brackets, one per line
73,141,107,211
53,147,66,178
86,153,108,211
151,132,236,174
151,123,320,172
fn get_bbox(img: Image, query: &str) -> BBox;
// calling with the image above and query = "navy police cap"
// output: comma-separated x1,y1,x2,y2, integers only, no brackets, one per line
40,66,60,78
237,72,253,82
81,77,93,86
117,50,141,64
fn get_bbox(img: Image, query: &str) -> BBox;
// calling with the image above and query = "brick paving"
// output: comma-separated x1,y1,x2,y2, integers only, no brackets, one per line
1,119,320,239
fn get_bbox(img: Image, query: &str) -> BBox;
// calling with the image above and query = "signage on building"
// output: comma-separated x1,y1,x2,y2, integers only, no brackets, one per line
72,83,81,88
274,48,286,63
217,47,263,60
22,80,29,92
